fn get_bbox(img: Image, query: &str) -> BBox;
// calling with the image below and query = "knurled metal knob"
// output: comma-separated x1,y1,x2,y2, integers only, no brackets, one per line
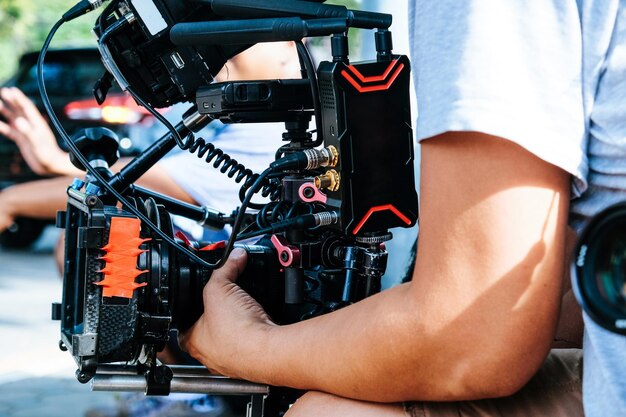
355,232,393,245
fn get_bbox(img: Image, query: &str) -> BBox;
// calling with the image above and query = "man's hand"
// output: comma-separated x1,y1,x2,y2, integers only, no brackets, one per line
0,87,78,176
180,248,275,379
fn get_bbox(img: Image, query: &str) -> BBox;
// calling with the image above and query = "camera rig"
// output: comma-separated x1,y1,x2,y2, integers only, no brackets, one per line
44,1,418,415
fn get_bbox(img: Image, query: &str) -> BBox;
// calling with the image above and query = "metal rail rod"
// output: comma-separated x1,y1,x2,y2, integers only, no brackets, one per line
91,373,269,395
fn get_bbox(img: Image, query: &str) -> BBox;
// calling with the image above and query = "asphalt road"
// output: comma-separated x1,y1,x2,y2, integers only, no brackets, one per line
0,227,117,417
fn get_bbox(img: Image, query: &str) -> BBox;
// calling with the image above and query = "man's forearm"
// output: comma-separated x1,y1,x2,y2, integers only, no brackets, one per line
241,273,557,402
189,133,571,403
0,159,195,228
257,283,437,402
0,176,72,221
252,135,570,401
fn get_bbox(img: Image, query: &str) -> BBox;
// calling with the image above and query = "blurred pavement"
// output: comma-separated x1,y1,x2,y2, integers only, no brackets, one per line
0,227,117,417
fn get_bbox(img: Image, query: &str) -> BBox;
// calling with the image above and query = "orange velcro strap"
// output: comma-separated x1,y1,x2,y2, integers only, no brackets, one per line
199,241,226,251
96,217,149,298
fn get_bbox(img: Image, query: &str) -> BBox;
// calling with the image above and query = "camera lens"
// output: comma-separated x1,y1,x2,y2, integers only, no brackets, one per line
573,203,626,335
171,241,283,332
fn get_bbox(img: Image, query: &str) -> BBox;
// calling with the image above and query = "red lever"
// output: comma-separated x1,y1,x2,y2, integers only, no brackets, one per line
298,182,327,204
271,235,301,267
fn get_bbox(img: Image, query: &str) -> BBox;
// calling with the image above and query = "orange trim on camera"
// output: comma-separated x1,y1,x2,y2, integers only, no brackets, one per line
341,60,404,93
96,217,148,298
199,241,226,251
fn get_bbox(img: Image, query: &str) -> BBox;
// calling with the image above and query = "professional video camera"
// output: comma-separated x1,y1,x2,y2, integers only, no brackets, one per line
43,0,418,415
572,203,626,335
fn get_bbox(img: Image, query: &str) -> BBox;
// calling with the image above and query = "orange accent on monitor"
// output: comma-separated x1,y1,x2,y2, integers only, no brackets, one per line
96,217,148,298
353,204,412,235
341,61,404,93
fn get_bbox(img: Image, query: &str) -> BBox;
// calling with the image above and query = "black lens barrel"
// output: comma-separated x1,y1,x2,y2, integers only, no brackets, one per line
573,203,626,335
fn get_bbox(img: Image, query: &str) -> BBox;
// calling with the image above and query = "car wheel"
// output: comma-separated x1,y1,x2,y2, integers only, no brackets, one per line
0,218,48,249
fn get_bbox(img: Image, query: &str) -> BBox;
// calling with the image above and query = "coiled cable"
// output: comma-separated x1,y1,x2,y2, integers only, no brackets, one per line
180,131,282,204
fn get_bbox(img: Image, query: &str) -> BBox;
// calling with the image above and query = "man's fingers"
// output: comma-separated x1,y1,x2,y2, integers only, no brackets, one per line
0,88,23,116
10,87,45,122
0,92,17,121
212,248,248,285
0,119,15,140
13,116,32,135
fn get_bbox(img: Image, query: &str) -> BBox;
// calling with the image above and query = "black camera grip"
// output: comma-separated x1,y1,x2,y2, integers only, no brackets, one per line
170,18,347,46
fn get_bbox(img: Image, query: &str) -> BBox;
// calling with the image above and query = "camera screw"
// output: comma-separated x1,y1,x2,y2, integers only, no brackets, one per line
302,186,315,199
75,369,94,384
270,235,301,267
355,233,393,245
314,170,340,192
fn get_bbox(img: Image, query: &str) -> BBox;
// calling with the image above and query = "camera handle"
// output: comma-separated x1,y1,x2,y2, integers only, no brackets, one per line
206,0,392,30
91,365,269,417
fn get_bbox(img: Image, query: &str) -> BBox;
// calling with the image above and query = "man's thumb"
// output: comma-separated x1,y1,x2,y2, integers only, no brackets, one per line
213,247,248,284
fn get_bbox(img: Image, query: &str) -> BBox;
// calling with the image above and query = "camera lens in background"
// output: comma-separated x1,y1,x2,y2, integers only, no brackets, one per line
573,202,626,335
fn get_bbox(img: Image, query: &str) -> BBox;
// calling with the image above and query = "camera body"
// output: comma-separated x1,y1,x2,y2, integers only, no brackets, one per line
49,0,418,413
54,193,285,363
94,0,248,107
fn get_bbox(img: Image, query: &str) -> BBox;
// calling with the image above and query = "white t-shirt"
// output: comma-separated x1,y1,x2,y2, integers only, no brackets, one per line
160,122,283,214
156,119,285,240
409,1,626,415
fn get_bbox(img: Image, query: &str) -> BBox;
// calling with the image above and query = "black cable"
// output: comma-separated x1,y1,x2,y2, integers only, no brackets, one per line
125,84,281,208
236,227,274,242
126,86,187,148
227,168,273,247
37,18,239,270
236,210,320,241
98,13,129,45
238,168,284,210
295,40,323,147
179,131,279,199
127,82,283,245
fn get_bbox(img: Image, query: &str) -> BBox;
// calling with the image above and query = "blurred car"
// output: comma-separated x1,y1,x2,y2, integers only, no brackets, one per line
0,47,158,248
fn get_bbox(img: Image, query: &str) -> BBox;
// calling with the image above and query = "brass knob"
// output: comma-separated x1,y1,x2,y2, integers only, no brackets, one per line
314,169,340,192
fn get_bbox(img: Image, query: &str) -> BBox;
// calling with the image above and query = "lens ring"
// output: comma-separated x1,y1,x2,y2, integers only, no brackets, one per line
573,202,626,335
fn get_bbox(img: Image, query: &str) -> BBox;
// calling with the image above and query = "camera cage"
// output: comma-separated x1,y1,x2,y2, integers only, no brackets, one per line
44,1,419,415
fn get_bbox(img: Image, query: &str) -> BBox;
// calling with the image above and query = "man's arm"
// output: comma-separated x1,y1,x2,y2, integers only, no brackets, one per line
0,176,72,229
184,131,571,402
0,163,195,233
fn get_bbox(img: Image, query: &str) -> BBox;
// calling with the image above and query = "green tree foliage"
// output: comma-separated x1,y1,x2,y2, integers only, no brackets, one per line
0,0,95,82
306,0,363,60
